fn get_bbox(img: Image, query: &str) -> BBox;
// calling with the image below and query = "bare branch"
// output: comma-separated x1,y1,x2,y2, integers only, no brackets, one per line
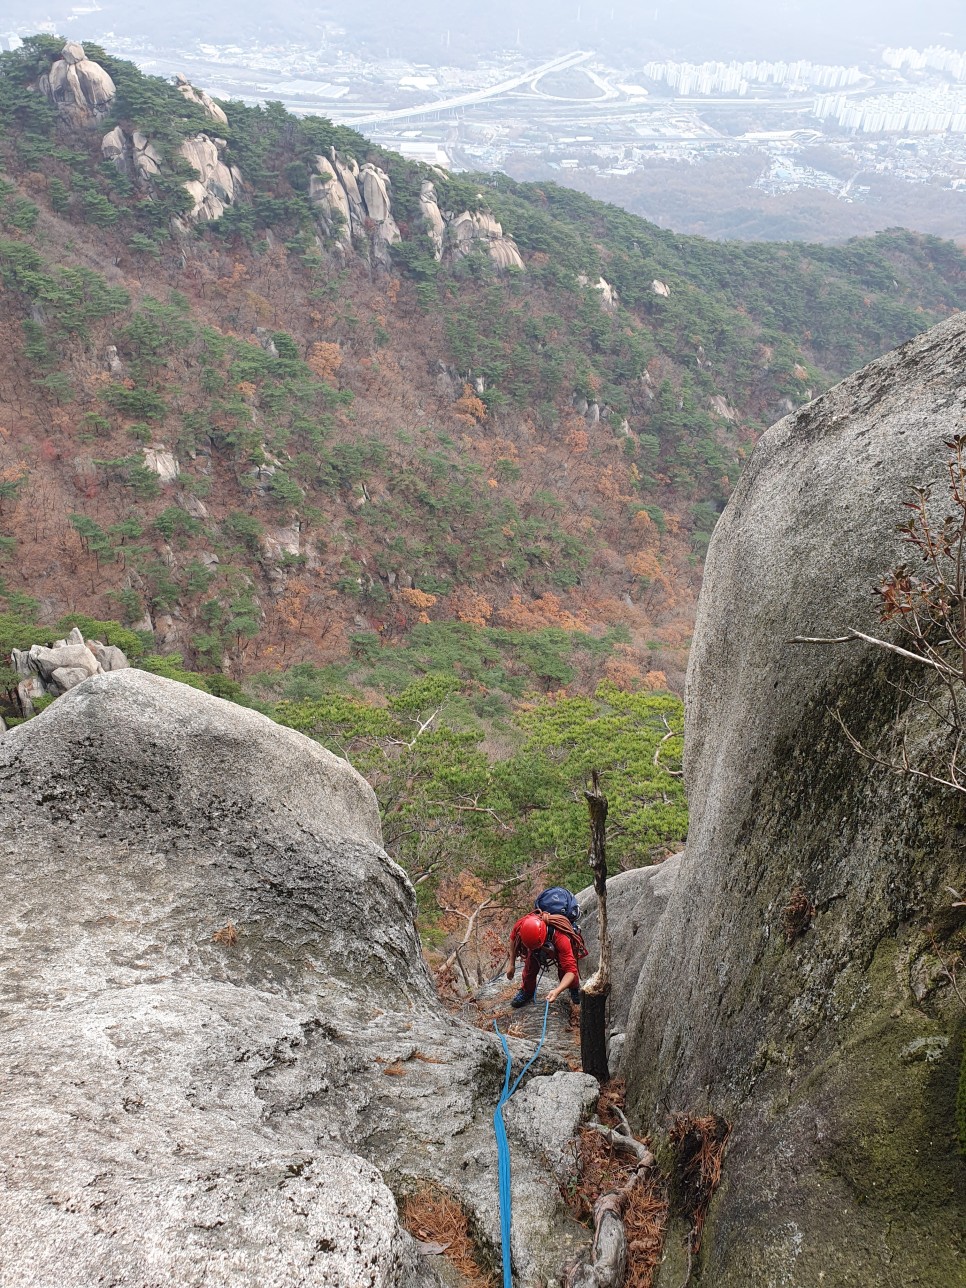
423,799,512,829
832,708,966,795
791,628,952,673
436,875,525,987
653,715,684,777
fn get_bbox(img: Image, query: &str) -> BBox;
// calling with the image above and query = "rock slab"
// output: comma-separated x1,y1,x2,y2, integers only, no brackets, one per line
0,670,594,1287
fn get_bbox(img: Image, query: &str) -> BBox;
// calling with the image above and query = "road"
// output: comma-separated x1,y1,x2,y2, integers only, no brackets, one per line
342,49,594,126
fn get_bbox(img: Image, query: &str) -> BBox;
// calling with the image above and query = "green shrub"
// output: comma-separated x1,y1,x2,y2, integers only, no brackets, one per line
154,507,201,542
137,654,208,689
223,511,264,555
56,615,145,659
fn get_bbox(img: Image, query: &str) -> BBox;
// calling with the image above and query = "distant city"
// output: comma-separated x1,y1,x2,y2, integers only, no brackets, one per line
4,19,966,228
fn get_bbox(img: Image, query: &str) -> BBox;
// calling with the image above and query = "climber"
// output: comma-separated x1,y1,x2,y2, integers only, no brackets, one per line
506,908,585,1008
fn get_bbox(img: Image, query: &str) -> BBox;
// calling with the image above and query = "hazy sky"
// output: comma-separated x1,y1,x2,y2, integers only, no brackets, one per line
6,0,966,62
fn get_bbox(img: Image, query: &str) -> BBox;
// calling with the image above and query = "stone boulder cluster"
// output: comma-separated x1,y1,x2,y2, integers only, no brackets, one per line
418,179,525,270
10,625,129,717
36,40,115,118
310,153,401,268
32,42,241,226
101,125,163,181
100,75,241,224
310,156,525,272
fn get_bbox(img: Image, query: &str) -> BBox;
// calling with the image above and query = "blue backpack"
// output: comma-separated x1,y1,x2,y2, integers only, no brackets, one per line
535,886,580,927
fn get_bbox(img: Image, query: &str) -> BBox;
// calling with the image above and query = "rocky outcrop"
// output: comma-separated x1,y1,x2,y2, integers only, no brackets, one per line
175,72,228,125
310,155,524,274
445,209,525,272
0,670,599,1286
621,313,966,1284
37,41,115,118
101,125,239,222
180,134,241,222
310,152,399,267
422,181,525,272
102,126,163,180
709,393,738,421
143,445,180,483
359,163,401,242
419,180,446,258
651,280,670,297
309,156,352,248
9,625,129,715
578,274,618,312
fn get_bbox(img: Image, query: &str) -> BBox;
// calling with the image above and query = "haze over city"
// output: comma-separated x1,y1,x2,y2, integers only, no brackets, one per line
5,1,966,240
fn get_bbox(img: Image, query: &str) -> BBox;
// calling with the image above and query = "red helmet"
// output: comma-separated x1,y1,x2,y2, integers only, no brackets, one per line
518,914,547,951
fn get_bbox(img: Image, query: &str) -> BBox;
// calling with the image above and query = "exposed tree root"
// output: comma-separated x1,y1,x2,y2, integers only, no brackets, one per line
562,1079,669,1288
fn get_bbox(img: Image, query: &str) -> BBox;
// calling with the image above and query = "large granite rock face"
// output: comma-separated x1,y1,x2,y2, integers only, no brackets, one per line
37,41,115,118
577,856,682,1065
419,179,446,258
445,209,525,272
180,134,241,222
622,313,966,1284
310,152,399,268
310,155,353,248
0,670,594,1286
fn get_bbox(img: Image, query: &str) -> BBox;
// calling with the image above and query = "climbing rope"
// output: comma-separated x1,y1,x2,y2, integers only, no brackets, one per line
493,998,550,1288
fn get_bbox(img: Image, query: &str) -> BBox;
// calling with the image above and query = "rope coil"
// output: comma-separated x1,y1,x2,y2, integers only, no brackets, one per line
493,999,550,1288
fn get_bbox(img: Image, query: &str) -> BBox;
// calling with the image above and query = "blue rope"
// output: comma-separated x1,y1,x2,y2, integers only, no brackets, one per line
493,999,550,1288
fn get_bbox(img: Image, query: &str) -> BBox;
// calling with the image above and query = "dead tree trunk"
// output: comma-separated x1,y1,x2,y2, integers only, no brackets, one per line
581,769,610,1082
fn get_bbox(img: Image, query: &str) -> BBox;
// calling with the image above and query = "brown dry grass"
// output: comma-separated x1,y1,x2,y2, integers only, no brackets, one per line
400,1185,496,1288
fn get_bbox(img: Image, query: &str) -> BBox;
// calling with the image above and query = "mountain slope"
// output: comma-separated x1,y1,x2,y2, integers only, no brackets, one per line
1,34,965,700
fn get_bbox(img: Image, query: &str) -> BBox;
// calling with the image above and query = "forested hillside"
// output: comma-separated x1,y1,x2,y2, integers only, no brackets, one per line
2,35,965,905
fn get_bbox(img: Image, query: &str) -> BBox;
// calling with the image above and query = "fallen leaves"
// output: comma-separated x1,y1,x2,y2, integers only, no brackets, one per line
400,1185,496,1287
